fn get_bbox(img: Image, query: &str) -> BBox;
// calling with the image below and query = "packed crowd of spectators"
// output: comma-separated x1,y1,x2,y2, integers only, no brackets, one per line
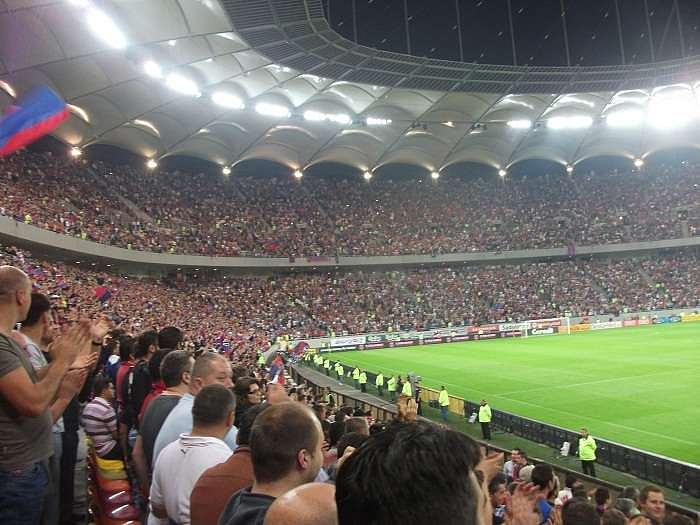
0,244,697,346
1,151,699,257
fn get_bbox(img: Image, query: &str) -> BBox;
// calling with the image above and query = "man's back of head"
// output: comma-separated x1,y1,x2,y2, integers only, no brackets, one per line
21,292,50,328
263,483,337,525
192,384,235,432
158,326,183,350
344,417,369,436
562,497,600,525
250,401,323,488
335,421,482,525
0,265,31,324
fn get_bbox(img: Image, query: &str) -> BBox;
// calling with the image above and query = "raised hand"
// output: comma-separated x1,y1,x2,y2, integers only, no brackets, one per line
476,450,505,483
505,482,541,525
59,368,89,398
52,320,91,367
70,351,98,371
90,316,114,343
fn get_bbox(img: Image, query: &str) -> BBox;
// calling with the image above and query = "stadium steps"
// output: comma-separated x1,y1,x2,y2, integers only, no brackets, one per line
86,166,156,225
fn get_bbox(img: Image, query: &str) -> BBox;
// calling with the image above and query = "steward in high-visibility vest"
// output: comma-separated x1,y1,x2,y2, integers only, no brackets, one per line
438,386,450,422
337,364,344,383
478,400,492,440
352,367,360,389
578,428,597,477
387,376,397,401
324,359,331,375
257,352,266,367
401,380,413,397
359,371,367,393
375,373,385,397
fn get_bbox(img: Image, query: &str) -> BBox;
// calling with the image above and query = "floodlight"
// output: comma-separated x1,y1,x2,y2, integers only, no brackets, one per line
143,60,162,79
431,171,440,180
86,8,127,49
363,171,373,181
507,119,532,130
212,92,245,109
70,147,83,158
648,95,697,129
146,159,158,170
566,165,574,174
634,158,644,168
367,117,392,126
547,115,593,130
498,169,507,177
222,166,231,176
605,108,645,128
329,113,351,125
255,102,291,118
166,73,200,96
293,170,303,180
303,110,325,122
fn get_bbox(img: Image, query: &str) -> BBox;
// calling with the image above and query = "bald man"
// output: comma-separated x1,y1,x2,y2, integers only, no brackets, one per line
0,266,89,525
263,483,337,525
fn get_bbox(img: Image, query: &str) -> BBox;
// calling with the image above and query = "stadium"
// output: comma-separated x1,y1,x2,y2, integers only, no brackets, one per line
0,0,699,524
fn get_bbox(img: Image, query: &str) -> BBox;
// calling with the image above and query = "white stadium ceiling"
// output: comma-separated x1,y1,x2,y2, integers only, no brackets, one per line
1,0,700,174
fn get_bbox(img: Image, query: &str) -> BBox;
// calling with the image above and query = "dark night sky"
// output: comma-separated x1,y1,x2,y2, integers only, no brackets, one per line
324,0,700,66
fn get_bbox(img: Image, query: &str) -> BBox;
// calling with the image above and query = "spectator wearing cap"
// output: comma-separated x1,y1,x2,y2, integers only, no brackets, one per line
639,485,666,525
190,404,269,525
149,384,235,525
152,353,235,464
219,402,325,525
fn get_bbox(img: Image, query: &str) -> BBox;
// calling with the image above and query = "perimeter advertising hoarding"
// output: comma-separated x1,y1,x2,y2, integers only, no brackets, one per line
590,321,623,330
682,313,700,322
330,335,366,347
527,326,559,336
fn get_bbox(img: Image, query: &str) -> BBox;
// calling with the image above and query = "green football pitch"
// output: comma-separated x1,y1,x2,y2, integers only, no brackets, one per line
337,322,700,465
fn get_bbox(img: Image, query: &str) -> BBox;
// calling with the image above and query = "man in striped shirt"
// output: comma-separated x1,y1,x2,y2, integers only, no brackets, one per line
82,374,122,460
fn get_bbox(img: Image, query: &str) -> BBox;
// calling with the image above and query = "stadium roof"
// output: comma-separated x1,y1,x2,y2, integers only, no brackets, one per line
1,0,700,174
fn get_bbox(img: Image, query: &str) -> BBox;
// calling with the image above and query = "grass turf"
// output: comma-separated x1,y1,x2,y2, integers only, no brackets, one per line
337,322,700,465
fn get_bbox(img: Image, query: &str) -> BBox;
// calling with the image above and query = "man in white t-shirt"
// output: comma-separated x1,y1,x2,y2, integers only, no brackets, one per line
149,384,235,525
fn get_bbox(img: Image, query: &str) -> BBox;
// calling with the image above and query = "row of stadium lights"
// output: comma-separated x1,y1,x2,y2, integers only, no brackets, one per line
69,144,644,178
68,0,657,177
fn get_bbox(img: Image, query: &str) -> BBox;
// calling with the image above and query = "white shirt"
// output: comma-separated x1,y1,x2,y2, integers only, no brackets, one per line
149,433,232,525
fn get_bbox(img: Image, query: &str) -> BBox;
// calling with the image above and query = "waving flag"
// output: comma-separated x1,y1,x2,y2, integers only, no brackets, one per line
0,86,69,157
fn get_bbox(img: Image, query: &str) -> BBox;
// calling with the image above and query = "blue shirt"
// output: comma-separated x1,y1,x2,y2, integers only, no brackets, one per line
151,393,237,465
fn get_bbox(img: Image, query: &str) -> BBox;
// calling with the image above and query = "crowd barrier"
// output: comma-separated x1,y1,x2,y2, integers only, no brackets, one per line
291,365,699,518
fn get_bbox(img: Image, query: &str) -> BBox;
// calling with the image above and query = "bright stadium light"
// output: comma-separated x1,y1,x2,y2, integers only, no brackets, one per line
212,92,245,109
70,146,83,158
498,169,507,177
634,158,645,168
166,73,200,96
293,169,303,180
547,115,593,130
648,94,698,129
146,159,158,170
303,111,351,125
367,117,393,126
566,164,574,174
142,60,162,79
86,8,127,49
363,171,373,181
431,171,440,180
255,102,291,119
303,110,325,122
605,108,645,128
222,166,231,176
507,119,532,130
